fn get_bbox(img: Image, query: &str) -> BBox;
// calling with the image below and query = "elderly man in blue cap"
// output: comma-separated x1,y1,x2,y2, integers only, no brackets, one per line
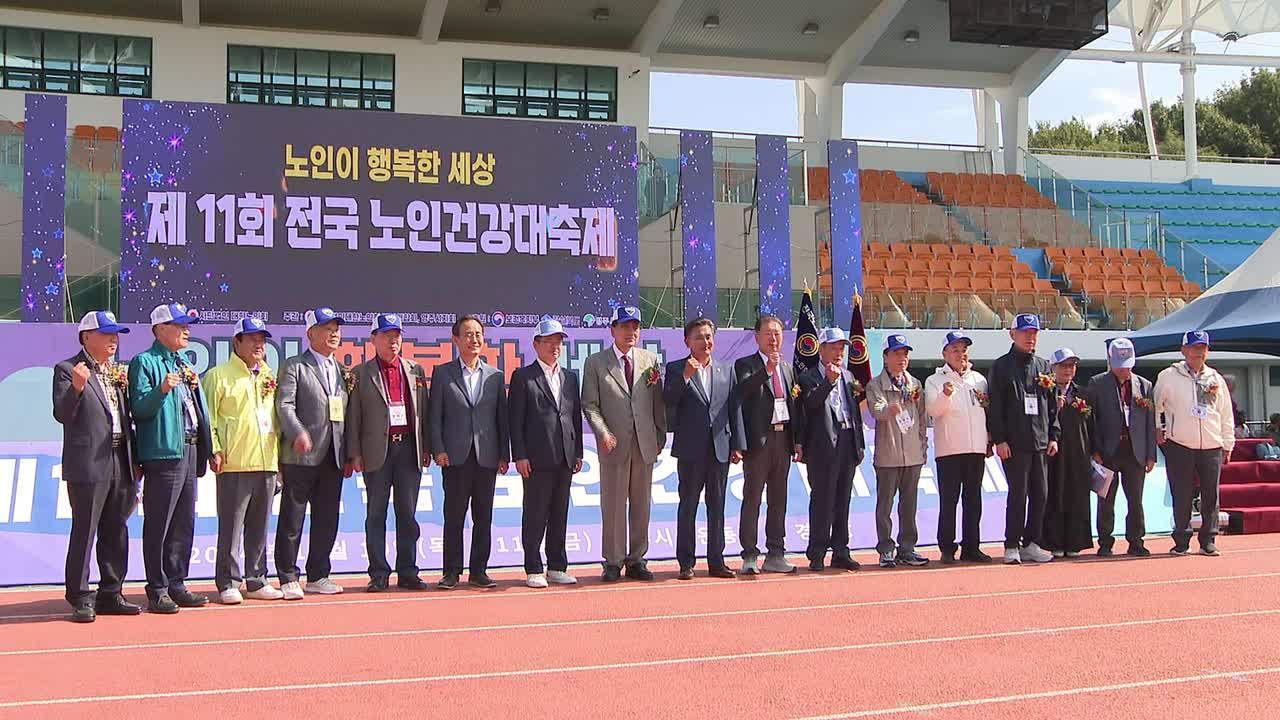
1086,337,1156,557
987,313,1059,565
925,330,992,564
1154,330,1234,556
797,328,866,572
867,333,929,568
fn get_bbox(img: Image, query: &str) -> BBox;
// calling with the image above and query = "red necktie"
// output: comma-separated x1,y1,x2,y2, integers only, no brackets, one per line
623,354,634,388
771,367,784,397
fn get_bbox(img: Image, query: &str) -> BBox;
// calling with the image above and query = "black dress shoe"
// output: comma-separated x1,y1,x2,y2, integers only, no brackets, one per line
959,549,993,563
367,576,390,592
625,564,654,581
468,573,498,588
808,559,825,572
436,574,459,590
830,556,861,571
170,589,208,608
95,594,142,616
601,565,622,582
148,594,180,614
1126,545,1152,557
396,575,430,591
1097,546,1115,557
677,567,694,580
708,565,736,579
940,550,957,565
71,605,96,623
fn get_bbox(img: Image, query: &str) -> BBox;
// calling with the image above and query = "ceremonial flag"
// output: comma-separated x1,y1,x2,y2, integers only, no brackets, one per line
847,285,872,394
794,284,820,375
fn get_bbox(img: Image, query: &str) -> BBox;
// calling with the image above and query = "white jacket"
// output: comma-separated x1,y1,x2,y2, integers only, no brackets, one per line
1153,361,1235,452
925,364,989,458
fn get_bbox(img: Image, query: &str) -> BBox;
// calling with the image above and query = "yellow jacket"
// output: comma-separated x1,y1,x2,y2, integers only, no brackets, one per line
204,354,280,473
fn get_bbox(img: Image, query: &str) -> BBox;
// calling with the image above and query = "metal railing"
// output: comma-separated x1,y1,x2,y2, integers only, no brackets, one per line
1030,146,1280,166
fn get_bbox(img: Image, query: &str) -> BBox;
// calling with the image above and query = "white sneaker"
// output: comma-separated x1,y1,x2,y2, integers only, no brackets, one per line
243,584,284,601
547,570,578,585
219,588,243,605
1003,548,1022,565
526,574,548,588
280,581,304,601
305,577,344,595
1065,551,1081,558
1052,550,1066,558
1020,543,1054,563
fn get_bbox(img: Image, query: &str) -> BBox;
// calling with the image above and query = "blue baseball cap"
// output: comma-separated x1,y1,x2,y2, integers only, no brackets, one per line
149,302,200,326
817,327,849,345
234,317,272,338
304,307,342,330
1013,313,1041,331
943,330,972,350
1050,347,1079,365
370,313,403,334
883,333,912,353
1183,330,1210,347
535,318,569,339
611,305,642,326
78,310,129,335
1107,337,1136,369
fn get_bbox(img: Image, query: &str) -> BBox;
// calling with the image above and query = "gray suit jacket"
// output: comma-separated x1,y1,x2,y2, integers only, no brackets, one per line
345,356,430,474
429,358,510,469
582,346,667,464
276,350,348,468
797,366,867,467
1086,371,1158,465
53,350,138,484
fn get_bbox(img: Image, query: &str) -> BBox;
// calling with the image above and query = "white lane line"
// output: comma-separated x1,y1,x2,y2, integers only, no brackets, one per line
2,607,1277,708
5,544,1275,623
792,666,1280,719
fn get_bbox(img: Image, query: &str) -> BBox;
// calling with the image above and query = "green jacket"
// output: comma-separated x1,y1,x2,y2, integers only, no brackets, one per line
204,354,280,473
129,340,213,472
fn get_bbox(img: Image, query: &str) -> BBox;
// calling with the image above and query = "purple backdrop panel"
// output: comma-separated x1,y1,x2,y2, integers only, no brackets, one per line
119,100,638,327
679,130,716,321
827,140,864,326
20,94,67,322
755,135,792,327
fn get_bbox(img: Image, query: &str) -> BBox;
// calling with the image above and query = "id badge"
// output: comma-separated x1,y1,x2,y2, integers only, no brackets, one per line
772,397,790,423
895,410,915,432
1122,404,1131,426
389,403,408,426
1191,404,1209,419
256,406,273,435
1024,396,1039,415
327,395,345,422
183,397,198,426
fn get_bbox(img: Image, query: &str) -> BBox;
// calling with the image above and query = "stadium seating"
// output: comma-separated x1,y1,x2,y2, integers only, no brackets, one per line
926,171,1094,248
1042,245,1200,329
860,169,976,246
1220,437,1280,534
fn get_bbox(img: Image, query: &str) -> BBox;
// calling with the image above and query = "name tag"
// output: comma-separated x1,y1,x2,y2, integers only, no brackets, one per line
328,396,345,423
110,405,122,434
1024,396,1039,415
1122,404,1131,426
1191,404,1209,419
772,397,790,423
896,411,915,432
256,406,273,435
388,403,408,426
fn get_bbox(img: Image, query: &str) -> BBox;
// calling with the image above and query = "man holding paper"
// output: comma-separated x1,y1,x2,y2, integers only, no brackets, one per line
1086,338,1155,557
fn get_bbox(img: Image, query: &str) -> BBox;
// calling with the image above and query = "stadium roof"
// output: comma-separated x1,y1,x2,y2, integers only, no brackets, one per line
0,0,1067,91
1111,0,1280,39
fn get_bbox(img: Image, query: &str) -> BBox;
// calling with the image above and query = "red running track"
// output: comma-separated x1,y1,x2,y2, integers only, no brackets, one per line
2,534,1279,719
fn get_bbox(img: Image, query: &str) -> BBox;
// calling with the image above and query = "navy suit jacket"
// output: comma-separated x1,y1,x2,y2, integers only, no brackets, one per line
663,357,743,464
53,350,138,484
1086,371,1158,465
508,362,583,471
797,366,866,467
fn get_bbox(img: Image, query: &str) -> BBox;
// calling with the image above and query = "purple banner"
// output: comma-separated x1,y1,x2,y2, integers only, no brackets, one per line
20,94,67,323
828,140,864,327
118,100,638,327
679,130,716,321
755,135,792,326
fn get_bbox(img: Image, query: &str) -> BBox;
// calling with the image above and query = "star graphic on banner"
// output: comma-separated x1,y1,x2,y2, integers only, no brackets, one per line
44,282,59,296
124,210,136,222
31,248,42,260
42,165,55,179
146,168,164,185
843,168,856,185
53,228,64,240
219,283,230,293
150,257,161,268
688,238,699,249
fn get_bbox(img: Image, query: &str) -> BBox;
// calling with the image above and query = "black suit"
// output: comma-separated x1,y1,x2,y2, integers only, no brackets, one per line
798,366,866,563
508,362,583,575
53,350,138,609
733,353,801,561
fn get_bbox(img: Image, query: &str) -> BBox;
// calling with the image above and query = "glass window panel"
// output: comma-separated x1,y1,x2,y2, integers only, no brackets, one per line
228,46,261,84
41,31,77,92
116,37,150,76
228,83,260,104
556,101,583,120
118,73,148,97
525,63,553,98
329,51,360,90
586,66,615,101
463,96,493,115
495,99,520,116
494,61,522,97
555,65,584,101
587,103,612,121
462,59,492,96
79,72,113,94
263,47,294,85
525,98,550,117
4,28,40,69
329,88,359,109
362,53,393,90
298,87,327,107
297,50,327,88
79,34,114,75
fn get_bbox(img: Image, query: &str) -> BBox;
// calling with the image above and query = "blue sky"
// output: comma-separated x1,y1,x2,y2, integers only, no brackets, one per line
649,29,1280,145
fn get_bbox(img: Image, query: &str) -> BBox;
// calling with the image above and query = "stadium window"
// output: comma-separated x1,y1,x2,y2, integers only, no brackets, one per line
227,45,395,112
462,58,616,122
0,26,152,97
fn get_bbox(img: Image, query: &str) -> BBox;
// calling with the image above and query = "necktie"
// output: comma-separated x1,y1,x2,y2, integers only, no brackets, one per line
322,358,333,395
623,354,634,388
771,366,784,397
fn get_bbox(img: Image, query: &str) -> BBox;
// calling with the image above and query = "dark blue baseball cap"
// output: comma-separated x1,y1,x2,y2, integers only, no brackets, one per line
1013,313,1041,331
1182,330,1210,347
943,330,972,350
304,307,342,330
883,333,912,353
371,313,403,334
611,305,642,326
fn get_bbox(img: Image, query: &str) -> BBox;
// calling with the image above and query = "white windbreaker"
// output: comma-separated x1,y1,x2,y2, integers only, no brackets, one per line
1153,361,1235,452
924,364,989,458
